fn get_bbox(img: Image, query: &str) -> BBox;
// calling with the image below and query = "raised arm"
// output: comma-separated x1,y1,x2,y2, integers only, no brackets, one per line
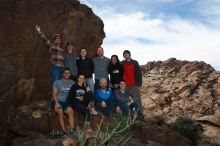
36,25,52,48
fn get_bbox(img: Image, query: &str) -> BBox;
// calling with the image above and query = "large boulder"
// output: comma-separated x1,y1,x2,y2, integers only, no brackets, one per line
0,0,105,99
141,58,220,145
8,100,191,146
0,0,105,145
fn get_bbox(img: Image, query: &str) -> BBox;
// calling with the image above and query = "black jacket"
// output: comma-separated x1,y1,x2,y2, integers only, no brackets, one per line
108,63,124,84
76,57,94,78
67,84,87,105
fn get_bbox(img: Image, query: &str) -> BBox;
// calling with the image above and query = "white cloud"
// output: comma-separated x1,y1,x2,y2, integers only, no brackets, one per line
81,0,220,70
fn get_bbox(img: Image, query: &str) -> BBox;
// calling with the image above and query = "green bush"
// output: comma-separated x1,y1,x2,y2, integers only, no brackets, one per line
170,117,204,142
108,113,131,136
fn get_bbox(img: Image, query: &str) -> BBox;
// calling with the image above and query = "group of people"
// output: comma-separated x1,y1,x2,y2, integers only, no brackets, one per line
36,25,144,132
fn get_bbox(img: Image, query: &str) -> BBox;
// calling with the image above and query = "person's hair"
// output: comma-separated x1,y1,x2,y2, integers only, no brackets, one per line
97,46,103,50
66,41,75,49
110,55,120,65
63,68,71,72
119,79,126,84
77,74,85,78
123,50,131,56
80,48,87,52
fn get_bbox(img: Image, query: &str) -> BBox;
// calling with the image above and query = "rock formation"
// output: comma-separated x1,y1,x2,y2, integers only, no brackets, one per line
8,100,191,146
1,0,220,145
141,58,220,145
0,0,104,145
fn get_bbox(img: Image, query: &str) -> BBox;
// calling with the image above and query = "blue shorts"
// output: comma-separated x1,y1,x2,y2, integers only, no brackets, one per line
51,101,68,111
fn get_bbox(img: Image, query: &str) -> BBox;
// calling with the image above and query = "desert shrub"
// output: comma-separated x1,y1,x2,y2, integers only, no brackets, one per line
170,117,204,143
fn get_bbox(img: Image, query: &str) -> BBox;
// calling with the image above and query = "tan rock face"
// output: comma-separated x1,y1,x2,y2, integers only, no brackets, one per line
141,58,220,144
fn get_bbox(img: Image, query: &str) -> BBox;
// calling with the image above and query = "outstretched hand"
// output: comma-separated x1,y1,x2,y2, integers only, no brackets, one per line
36,25,41,33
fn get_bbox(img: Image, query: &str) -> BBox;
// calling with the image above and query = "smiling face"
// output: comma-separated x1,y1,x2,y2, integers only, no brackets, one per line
111,56,118,65
80,49,87,57
119,81,126,90
67,44,74,53
100,81,107,89
97,47,104,57
54,37,62,45
77,75,85,85
63,69,71,80
123,52,131,60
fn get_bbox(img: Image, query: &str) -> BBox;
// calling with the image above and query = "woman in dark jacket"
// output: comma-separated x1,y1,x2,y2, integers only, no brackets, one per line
76,49,94,93
108,55,124,90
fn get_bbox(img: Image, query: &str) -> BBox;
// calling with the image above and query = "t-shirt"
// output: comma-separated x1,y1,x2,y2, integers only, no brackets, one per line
123,63,135,86
93,56,110,80
53,79,75,102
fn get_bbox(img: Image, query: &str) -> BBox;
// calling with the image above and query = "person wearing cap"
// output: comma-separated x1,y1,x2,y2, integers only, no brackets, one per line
92,47,110,90
121,50,143,113
94,78,120,116
36,25,64,85
64,42,78,81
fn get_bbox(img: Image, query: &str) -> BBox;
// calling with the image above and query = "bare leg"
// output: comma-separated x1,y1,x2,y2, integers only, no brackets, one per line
64,107,74,129
55,108,65,131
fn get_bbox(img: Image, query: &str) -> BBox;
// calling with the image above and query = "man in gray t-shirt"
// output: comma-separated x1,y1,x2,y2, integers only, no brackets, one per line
51,68,75,131
92,47,110,89
53,79,74,102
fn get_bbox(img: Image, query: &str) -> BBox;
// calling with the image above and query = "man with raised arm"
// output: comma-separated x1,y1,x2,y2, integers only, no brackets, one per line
36,25,64,84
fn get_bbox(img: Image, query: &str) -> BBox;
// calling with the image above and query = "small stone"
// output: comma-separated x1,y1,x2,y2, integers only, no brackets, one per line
32,111,42,119
163,108,169,114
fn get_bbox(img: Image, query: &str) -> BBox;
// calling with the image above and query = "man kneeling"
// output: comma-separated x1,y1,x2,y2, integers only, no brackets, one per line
114,80,144,120
95,78,120,116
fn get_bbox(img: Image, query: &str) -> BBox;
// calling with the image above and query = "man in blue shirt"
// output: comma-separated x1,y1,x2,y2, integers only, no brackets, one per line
95,78,120,116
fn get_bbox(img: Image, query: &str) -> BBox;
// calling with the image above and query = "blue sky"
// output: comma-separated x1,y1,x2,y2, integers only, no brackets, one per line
81,0,220,71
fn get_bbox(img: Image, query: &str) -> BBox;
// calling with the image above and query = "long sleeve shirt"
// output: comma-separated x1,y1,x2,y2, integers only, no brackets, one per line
108,63,124,85
114,89,134,103
95,88,119,107
38,31,64,67
76,57,94,78
67,84,87,105
64,53,78,77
